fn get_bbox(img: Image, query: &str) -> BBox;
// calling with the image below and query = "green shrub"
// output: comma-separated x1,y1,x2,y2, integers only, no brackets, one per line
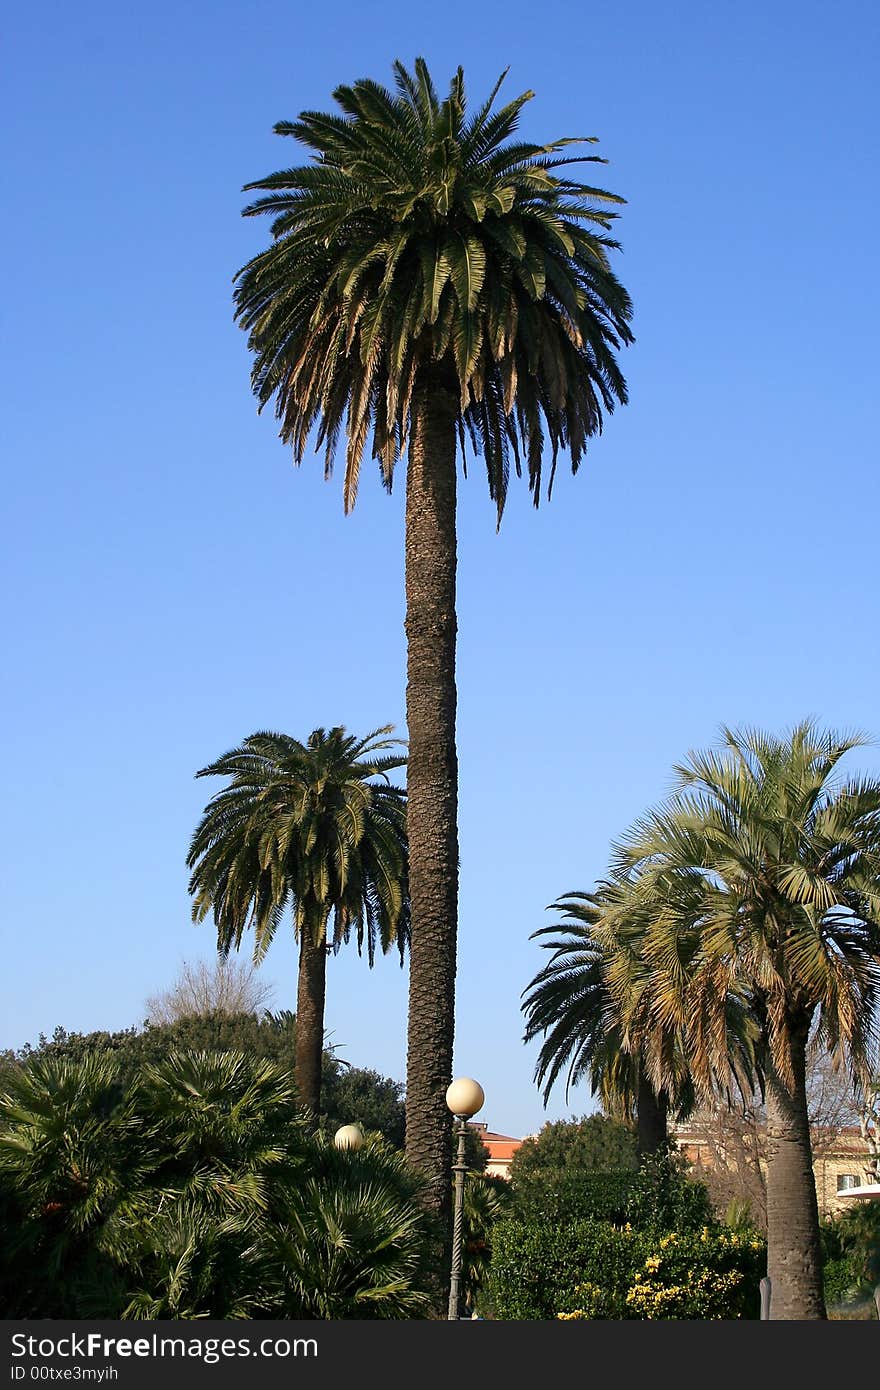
823,1255,862,1307
488,1218,765,1320
626,1152,715,1234
508,1151,713,1233
509,1169,639,1225
821,1204,880,1307
488,1218,649,1319
0,1049,433,1319
622,1229,765,1319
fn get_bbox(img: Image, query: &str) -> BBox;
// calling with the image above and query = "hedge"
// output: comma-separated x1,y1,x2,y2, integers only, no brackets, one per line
487,1218,765,1320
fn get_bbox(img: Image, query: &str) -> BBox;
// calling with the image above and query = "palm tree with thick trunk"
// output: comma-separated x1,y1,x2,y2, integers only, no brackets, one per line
233,58,633,1214
186,725,408,1117
618,722,880,1318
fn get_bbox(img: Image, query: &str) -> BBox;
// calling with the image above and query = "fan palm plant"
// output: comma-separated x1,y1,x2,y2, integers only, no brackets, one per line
123,1050,309,1319
264,1133,434,1318
140,1049,308,1217
187,725,408,1116
0,1054,155,1315
233,57,633,1207
121,1211,270,1320
617,721,880,1319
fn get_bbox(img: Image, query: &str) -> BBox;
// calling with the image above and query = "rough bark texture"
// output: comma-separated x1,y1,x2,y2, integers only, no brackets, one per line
636,1068,669,1161
764,1017,827,1319
403,372,459,1229
295,932,327,1118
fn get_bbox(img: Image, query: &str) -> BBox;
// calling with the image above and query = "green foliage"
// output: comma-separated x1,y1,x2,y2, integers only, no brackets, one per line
0,1049,432,1319
488,1218,641,1320
507,1119,713,1230
322,1066,406,1149
488,1218,765,1320
4,1013,407,1146
263,1135,434,1319
822,1254,863,1308
0,1052,155,1316
509,1115,638,1224
460,1172,513,1313
821,1204,880,1306
625,1150,715,1233
510,1114,638,1185
508,1149,712,1231
234,59,633,524
510,1168,638,1226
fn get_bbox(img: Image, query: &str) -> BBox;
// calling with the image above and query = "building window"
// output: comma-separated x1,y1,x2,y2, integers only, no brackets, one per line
837,1174,861,1192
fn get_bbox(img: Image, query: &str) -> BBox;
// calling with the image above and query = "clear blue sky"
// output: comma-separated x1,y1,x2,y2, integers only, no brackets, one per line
3,0,878,1139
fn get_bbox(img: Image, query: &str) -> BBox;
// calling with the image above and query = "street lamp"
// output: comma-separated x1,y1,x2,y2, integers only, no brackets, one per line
334,1122,365,1151
445,1076,484,1320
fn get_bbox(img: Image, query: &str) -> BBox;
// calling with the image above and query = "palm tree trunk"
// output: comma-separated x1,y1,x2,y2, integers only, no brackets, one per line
403,370,460,1224
636,1066,668,1160
764,1016,827,1319
295,932,327,1118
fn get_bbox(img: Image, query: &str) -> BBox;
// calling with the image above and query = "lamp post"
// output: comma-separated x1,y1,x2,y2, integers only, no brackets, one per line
445,1076,484,1320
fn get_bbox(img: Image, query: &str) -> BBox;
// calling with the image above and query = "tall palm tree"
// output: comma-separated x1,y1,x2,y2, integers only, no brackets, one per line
233,58,633,1209
617,722,880,1319
186,725,408,1117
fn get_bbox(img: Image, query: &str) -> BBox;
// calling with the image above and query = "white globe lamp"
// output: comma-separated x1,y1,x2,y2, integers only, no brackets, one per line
333,1122,365,1151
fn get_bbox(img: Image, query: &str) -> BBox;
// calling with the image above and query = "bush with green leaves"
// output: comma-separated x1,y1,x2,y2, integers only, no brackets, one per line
625,1150,715,1233
620,1228,766,1319
510,1115,637,1181
2,1012,407,1147
508,1168,637,1225
507,1115,635,1224
0,1049,432,1319
488,1217,765,1320
489,1219,649,1319
509,1144,713,1232
821,1203,880,1308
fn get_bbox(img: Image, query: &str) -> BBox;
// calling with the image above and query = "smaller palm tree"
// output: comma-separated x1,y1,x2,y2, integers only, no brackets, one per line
187,725,409,1116
460,1171,510,1314
123,1050,309,1319
617,721,880,1319
522,883,699,1157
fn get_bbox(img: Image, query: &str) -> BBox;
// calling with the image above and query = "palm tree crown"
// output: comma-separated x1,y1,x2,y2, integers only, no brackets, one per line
233,57,633,522
617,721,880,1091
